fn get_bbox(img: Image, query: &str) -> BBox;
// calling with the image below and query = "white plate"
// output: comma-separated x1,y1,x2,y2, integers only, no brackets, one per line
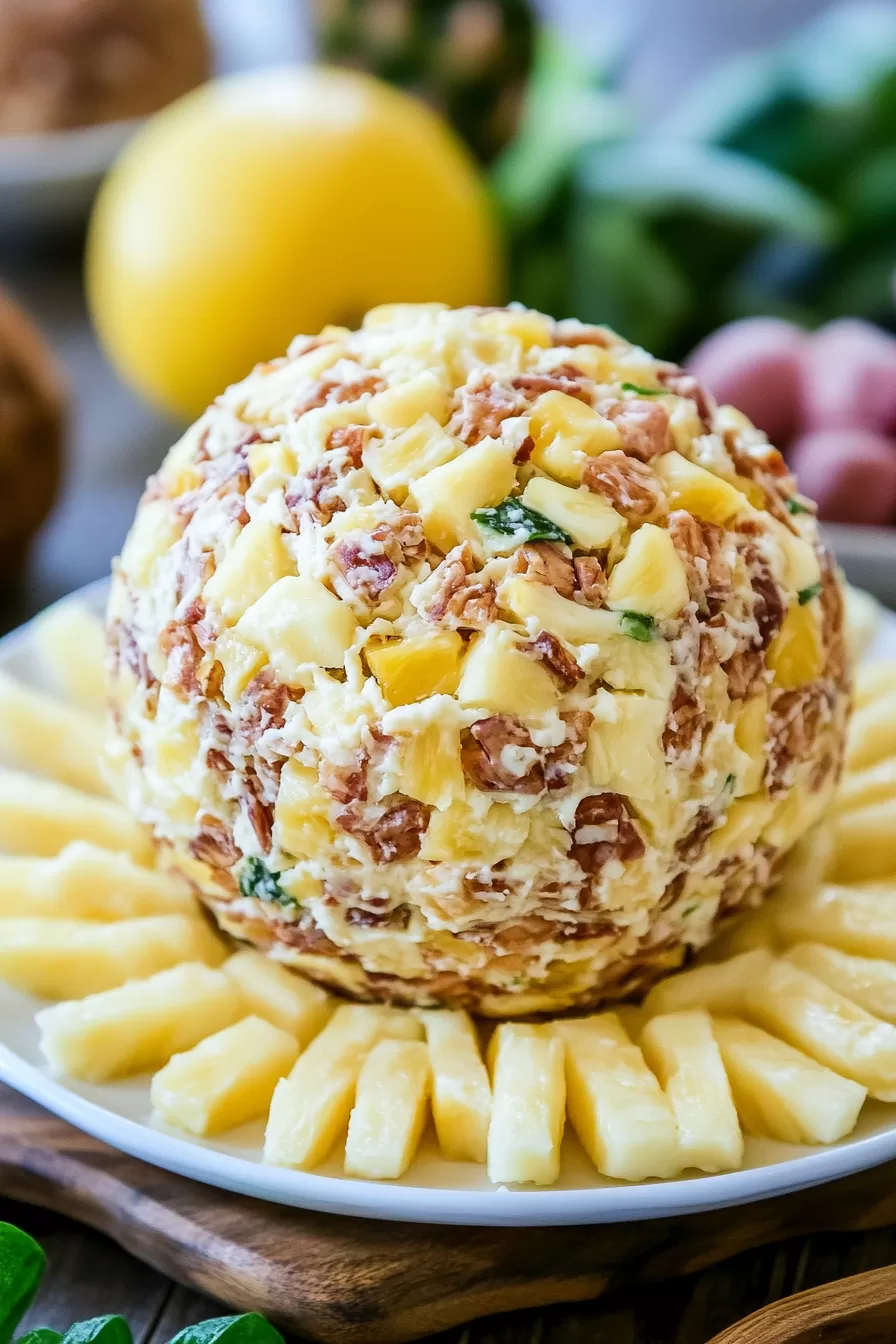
0,120,141,233
2,581,896,1227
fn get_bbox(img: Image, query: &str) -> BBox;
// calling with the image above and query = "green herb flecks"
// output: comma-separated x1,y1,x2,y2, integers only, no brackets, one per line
620,381,665,396
723,773,737,793
618,611,656,642
798,581,823,605
471,497,572,545
681,903,700,918
785,496,813,516
239,857,293,907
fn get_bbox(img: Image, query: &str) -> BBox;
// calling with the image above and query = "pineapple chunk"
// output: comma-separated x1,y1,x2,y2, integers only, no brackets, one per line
846,697,896,774
410,437,518,554
705,793,775,857
835,757,896,814
367,632,463,706
344,1039,431,1179
593,630,675,699
553,1014,681,1182
766,518,822,596
499,576,619,644
419,1009,491,1163
643,949,773,1019
774,883,896,959
786,943,896,1025
0,768,152,861
363,302,447,329
368,373,450,430
831,803,896,882
712,1017,866,1145
640,1011,743,1173
0,913,225,999
731,692,768,797
236,576,357,682
365,416,458,498
529,391,620,485
119,498,184,588
203,519,294,624
653,451,745,524
37,962,242,1081
420,800,530,863
0,843,192,921
487,1024,566,1186
396,717,465,811
478,308,554,348
767,602,824,690
151,1015,299,1136
606,524,689,619
273,758,334,861
855,661,896,710
520,477,625,549
214,630,266,706
223,949,333,1045
33,599,106,716
247,439,297,481
0,671,107,796
456,625,560,715
744,957,896,1101
586,691,666,802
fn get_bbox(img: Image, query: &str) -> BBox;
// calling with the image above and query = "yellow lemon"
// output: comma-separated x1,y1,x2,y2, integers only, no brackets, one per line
86,65,501,420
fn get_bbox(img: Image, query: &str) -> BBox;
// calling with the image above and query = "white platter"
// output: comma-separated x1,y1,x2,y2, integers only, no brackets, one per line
2,581,896,1227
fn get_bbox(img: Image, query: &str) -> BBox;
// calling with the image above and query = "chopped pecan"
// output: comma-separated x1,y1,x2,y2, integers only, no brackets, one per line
336,795,431,863
240,668,299,740
345,903,410,930
582,449,664,520
723,648,766,700
573,555,608,605
331,536,398,604
454,372,527,445
296,373,385,416
509,541,575,598
553,320,612,348
675,806,717,862
725,433,797,526
206,747,233,773
522,630,583,686
190,814,240,869
372,510,427,561
604,399,671,461
818,548,847,687
569,793,645,874
544,710,591,790
320,750,368,805
326,424,369,467
664,683,706,763
461,715,544,793
657,368,715,430
285,459,346,525
159,621,202,697
665,510,732,611
244,771,274,854
422,543,496,629
767,685,830,796
741,543,786,650
515,434,535,463
510,366,592,404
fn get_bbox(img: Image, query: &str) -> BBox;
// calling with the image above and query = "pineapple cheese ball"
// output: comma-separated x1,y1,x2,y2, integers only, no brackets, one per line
107,304,850,1016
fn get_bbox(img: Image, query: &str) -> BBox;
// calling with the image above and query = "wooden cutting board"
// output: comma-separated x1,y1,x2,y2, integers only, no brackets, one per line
3,1082,896,1344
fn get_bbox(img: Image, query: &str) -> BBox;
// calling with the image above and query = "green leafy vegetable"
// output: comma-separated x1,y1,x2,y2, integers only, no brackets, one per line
471,498,572,545
168,1316,285,1344
17,1331,62,1344
239,857,293,907
61,1320,131,1344
618,611,656,642
798,582,823,605
620,382,664,396
785,497,813,515
0,1224,45,1344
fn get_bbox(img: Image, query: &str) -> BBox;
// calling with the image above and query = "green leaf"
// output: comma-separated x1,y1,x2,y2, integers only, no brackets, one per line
618,611,656,642
0,1224,45,1344
620,382,664,396
16,1330,62,1344
239,857,292,907
167,1315,284,1344
798,582,823,605
785,497,813,516
785,2,896,106
471,498,572,545
61,1319,131,1344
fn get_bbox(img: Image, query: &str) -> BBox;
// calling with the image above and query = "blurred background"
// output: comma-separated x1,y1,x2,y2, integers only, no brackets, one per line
2,0,896,629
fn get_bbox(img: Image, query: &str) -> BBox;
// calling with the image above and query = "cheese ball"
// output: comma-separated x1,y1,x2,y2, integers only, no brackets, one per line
107,304,850,1016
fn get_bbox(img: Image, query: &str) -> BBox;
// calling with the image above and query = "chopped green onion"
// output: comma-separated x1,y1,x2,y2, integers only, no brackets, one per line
681,903,700,918
785,497,813,516
618,611,656,642
620,381,664,396
798,582,823,605
239,856,293,907
471,497,572,545
723,773,736,792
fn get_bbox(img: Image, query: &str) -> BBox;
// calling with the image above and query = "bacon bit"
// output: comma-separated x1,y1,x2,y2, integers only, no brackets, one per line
515,434,535,463
331,537,397,604
573,555,608,605
509,540,576,599
320,751,368,805
582,449,665,520
244,770,274,853
326,424,369,467
767,686,830,796
190,814,240,869
553,320,612,348
569,793,645,874
723,648,766,701
206,748,233,773
240,668,299,741
510,367,593,404
454,372,528,445
522,630,583,686
657,368,715,430
296,374,385,416
462,715,544,793
664,683,706,763
336,795,431,863
544,710,591,790
604,398,671,461
160,621,202,697
285,459,346,526
741,544,786,650
664,510,732,611
675,806,717,862
423,543,496,629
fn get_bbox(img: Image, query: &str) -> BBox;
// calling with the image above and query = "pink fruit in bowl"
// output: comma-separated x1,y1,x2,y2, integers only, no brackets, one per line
686,317,808,447
801,318,896,437
790,428,896,525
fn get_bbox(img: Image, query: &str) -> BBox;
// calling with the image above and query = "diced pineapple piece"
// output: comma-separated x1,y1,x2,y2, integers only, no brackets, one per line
37,962,242,1082
774,883,896,959
367,632,463,706
701,903,780,962
640,1011,742,1173
247,439,297,481
0,913,225,999
456,625,560,715
744,957,896,1101
831,803,896,882
223,949,333,1045
410,438,518,553
835,757,896,814
520,477,625,549
273,758,334,861
396,718,465,811
846,697,896,774
487,1024,566,1186
855,661,896,710
214,630,266,706
766,517,822,596
478,308,553,348
203,519,294,624
785,943,896,1025
712,1017,866,1145
151,1015,299,1136
365,416,458,498
606,524,689,619
593,630,675,699
0,842,192,920
586,692,666,802
554,1014,681,1181
705,793,775,857
263,1003,400,1170
0,671,107,796
731,692,768,797
420,800,530,863
150,692,201,781
499,576,619,644
33,599,106,715
767,602,824,690
344,1039,431,1179
654,451,746,524
529,391,620,485
368,373,450,430
363,302,447,329
643,949,773,1019
0,769,152,861
236,576,357,682
119,498,184,588
419,1009,491,1163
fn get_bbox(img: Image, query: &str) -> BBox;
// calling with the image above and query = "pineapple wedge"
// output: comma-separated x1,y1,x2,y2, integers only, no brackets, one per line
640,1011,742,1173
33,599,106,715
0,843,192,920
773,883,896,960
151,1015,299,1136
487,1024,566,1186
785,944,896,1026
0,913,225,999
529,390,620,485
410,437,518,554
712,1017,866,1145
419,1009,491,1163
606,524,689,619
273,759,335,861
587,692,666,802
367,632,462,706
236,576,358,682
846,698,896,774
653,451,745,524
0,769,152,861
36,962,242,1081
835,757,896,815
456,626,560,716
830,803,896,882
855,661,896,710
223,949,333,1045
643,950,773,1020
368,372,450,430
498,577,619,644
520,477,625,549
553,1014,681,1182
203,519,294,624
767,602,825,690
744,958,896,1101
344,1039,431,1179
0,671,107,796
